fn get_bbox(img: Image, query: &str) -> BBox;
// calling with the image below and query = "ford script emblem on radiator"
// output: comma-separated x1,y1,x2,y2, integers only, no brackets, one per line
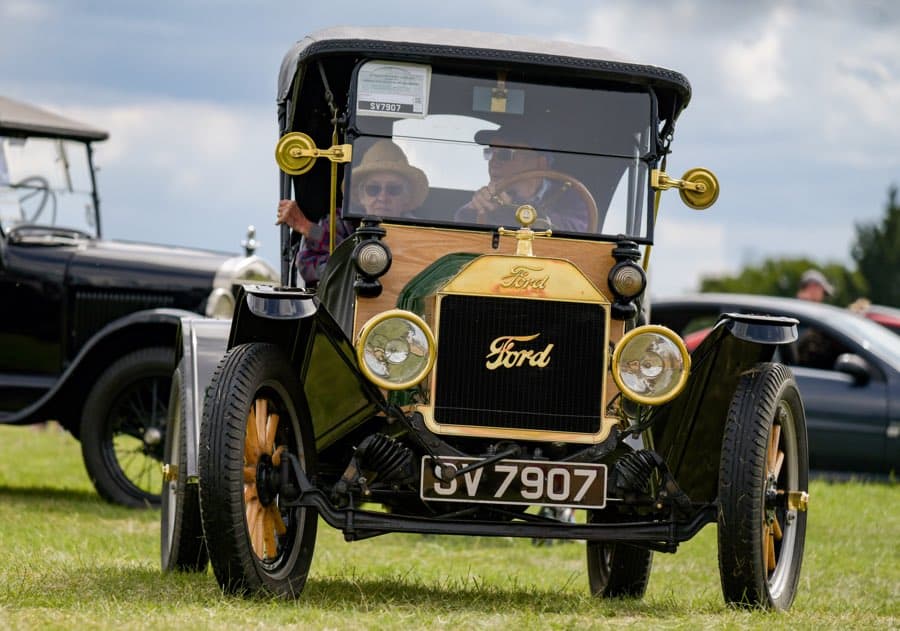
485,334,554,370
499,265,549,290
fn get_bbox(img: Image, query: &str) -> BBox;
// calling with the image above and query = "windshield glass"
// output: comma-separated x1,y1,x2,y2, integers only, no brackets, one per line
344,61,657,240
0,136,98,236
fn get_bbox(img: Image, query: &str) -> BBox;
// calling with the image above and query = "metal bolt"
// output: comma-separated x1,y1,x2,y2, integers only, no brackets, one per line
144,427,162,446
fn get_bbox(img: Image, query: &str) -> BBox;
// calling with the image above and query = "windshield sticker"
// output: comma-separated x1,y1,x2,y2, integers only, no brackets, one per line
357,61,430,119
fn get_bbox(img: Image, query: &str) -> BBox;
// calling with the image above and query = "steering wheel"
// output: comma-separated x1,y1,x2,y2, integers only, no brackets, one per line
488,169,599,233
14,175,57,223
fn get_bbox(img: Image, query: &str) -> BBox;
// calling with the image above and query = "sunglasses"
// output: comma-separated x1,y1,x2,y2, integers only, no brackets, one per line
363,182,406,197
483,147,526,161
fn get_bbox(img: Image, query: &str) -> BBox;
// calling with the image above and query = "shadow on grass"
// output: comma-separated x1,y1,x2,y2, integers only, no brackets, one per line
7,564,713,618
0,485,157,515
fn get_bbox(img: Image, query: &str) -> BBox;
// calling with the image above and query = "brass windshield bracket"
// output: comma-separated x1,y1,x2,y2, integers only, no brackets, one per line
651,167,720,210
275,131,353,175
651,169,706,193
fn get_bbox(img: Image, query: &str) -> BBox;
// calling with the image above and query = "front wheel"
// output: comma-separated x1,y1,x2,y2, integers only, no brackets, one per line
81,347,173,507
199,343,317,598
718,362,809,610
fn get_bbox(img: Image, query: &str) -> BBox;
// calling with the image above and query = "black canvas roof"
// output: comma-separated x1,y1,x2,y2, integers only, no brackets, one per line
0,95,108,142
277,26,691,117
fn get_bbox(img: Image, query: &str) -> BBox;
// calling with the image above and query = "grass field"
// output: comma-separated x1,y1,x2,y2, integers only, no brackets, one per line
0,424,897,630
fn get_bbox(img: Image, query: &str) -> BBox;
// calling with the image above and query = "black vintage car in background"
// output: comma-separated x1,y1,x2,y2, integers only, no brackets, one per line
651,293,900,476
0,96,278,507
163,27,810,611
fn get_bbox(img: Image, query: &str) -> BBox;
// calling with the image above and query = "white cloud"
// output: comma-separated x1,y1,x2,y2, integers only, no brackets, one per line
648,216,731,296
719,7,790,103
58,100,280,262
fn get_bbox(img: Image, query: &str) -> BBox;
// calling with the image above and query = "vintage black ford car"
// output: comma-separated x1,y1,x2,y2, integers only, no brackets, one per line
0,96,278,507
163,28,810,610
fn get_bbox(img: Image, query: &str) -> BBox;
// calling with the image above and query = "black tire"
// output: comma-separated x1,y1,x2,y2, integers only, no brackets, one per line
586,537,653,598
161,360,208,572
81,347,173,507
199,343,317,598
718,363,808,610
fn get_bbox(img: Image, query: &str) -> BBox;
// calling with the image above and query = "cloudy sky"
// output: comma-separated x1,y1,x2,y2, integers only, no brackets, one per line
2,1,898,295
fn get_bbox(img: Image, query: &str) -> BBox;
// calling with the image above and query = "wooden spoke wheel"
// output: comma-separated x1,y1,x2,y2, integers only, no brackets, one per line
718,362,809,610
243,396,289,561
199,343,317,598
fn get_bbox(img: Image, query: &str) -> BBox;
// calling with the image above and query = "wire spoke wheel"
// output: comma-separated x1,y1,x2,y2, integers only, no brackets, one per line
718,362,809,610
200,343,317,598
108,378,166,494
81,347,173,507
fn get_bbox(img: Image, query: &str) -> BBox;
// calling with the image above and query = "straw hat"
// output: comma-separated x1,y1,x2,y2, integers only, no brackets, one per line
352,140,429,209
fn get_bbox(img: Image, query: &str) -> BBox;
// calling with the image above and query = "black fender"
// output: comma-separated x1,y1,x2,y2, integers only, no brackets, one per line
1,308,198,434
227,284,384,452
174,316,231,480
649,313,798,502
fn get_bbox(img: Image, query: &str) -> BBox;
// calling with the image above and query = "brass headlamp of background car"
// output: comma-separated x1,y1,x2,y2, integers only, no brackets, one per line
612,325,690,405
356,309,436,390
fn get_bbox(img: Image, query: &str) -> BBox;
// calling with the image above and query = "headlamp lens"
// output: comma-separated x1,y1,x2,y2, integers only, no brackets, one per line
610,262,646,299
355,241,391,277
612,326,689,404
357,310,435,390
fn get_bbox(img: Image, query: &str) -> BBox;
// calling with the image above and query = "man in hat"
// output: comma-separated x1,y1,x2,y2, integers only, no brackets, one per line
276,139,429,286
794,268,844,369
796,269,834,303
456,121,591,232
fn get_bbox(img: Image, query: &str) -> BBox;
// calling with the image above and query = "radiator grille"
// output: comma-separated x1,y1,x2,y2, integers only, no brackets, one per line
72,290,176,351
433,294,606,434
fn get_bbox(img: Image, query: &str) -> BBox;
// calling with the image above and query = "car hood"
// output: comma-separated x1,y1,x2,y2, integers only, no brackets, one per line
65,238,233,292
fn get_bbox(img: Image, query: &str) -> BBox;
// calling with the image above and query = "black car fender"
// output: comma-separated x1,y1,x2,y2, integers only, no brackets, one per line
173,316,231,480
4,307,198,434
648,313,799,502
227,284,384,452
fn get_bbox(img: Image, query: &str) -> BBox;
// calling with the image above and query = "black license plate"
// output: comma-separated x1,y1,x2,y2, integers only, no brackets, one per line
420,456,606,509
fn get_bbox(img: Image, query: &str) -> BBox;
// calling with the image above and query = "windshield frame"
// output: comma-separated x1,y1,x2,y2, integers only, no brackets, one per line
341,57,663,244
0,135,102,239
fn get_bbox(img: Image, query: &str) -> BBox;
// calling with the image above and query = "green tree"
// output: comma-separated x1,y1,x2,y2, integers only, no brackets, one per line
699,258,865,306
851,185,900,307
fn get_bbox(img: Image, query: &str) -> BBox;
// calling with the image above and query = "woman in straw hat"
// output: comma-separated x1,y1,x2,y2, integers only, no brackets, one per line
276,139,429,286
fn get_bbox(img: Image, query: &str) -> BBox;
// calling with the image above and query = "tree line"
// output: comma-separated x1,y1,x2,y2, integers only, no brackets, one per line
699,185,899,307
